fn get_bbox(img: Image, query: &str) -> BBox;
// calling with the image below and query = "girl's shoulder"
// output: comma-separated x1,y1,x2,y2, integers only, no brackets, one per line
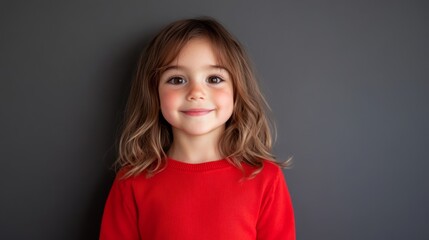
262,159,283,173
116,166,132,179
252,159,283,176
261,160,285,180
113,166,145,185
243,159,285,181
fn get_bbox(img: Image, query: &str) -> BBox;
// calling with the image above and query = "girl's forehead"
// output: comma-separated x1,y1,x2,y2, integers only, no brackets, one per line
174,38,215,62
163,37,227,69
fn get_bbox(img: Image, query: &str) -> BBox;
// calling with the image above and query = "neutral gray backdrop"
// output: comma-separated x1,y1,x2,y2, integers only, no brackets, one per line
1,0,428,239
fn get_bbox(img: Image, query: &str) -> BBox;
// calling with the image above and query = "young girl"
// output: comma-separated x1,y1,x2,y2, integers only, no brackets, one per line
100,17,295,240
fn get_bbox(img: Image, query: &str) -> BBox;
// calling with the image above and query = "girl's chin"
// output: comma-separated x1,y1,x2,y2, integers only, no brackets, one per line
172,126,225,137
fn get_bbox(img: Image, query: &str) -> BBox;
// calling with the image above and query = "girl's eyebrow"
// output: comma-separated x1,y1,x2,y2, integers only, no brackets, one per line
163,64,228,72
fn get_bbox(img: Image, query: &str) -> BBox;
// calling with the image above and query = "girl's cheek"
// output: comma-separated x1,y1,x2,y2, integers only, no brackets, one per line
215,89,234,111
160,90,180,109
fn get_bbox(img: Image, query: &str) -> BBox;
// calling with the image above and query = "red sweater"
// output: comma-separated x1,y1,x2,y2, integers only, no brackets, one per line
100,158,295,239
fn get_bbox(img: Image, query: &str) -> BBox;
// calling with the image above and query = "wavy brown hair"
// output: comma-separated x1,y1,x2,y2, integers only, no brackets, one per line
115,17,290,178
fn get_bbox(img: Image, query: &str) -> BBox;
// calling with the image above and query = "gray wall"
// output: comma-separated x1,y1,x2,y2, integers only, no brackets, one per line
1,0,428,239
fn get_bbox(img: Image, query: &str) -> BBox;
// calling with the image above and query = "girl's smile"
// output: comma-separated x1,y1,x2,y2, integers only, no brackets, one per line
181,108,214,116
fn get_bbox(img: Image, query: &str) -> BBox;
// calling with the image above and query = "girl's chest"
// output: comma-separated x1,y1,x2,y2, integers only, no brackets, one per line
133,174,264,239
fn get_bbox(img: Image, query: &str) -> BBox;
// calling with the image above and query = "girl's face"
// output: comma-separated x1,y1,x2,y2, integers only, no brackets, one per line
158,37,234,138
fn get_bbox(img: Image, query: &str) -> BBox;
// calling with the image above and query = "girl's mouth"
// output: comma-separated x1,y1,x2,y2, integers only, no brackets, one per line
181,109,213,116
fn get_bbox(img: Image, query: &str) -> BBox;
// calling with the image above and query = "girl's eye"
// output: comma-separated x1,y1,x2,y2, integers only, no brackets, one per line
167,77,186,85
207,76,224,84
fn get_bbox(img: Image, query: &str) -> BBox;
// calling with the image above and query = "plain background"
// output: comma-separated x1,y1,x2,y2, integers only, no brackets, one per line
1,0,428,239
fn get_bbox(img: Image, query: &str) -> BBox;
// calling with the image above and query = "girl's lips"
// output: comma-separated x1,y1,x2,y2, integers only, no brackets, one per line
181,109,213,116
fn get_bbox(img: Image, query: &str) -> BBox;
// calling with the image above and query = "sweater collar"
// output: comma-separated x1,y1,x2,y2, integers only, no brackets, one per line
166,157,233,171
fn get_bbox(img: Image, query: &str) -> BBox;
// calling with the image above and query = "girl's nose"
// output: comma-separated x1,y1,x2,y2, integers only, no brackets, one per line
187,81,205,101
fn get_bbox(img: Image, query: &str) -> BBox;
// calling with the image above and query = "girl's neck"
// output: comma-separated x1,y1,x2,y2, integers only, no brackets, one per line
167,128,224,164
